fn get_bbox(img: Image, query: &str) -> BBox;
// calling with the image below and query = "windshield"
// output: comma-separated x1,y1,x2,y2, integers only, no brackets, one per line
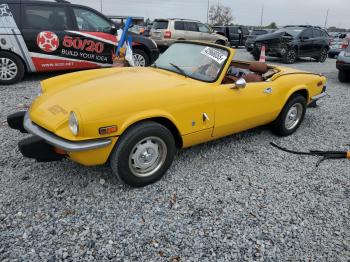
274,27,303,37
154,43,229,82
152,20,168,30
251,30,267,35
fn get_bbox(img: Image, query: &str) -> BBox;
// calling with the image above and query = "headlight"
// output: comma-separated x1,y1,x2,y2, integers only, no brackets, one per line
69,111,79,136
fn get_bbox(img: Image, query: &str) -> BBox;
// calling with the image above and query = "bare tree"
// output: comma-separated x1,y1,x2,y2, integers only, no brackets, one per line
209,4,233,26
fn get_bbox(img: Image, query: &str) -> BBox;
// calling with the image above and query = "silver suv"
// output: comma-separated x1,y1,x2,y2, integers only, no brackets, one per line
150,19,229,48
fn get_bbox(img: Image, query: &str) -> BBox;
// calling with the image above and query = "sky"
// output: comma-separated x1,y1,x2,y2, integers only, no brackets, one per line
70,0,350,28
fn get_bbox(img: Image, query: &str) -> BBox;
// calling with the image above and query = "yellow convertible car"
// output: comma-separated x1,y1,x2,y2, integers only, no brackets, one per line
8,41,327,187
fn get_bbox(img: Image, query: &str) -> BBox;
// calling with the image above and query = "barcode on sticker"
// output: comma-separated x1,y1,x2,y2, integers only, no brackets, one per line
200,47,227,64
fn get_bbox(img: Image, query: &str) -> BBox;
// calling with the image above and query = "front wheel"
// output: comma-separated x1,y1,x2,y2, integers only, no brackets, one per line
110,121,176,187
271,94,307,136
132,49,150,67
0,52,25,85
282,48,297,64
316,48,328,62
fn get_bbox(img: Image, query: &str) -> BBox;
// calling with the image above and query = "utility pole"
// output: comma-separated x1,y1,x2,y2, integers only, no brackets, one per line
260,4,264,28
207,0,210,24
324,9,329,29
100,0,103,13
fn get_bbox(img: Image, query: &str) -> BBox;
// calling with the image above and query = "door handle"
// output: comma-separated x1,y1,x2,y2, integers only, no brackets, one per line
264,87,273,94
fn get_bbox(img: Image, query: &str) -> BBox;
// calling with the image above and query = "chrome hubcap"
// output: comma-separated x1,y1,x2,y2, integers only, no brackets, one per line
285,103,303,130
0,58,18,80
133,54,146,67
129,136,167,177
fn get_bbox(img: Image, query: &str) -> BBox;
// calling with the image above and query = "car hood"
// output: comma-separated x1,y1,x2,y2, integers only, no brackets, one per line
255,31,293,42
29,67,200,135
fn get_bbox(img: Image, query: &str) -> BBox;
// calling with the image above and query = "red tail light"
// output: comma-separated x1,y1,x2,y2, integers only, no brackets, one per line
164,31,172,38
341,38,349,49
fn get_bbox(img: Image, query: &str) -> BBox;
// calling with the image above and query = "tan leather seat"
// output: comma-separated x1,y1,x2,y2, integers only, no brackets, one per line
243,62,268,83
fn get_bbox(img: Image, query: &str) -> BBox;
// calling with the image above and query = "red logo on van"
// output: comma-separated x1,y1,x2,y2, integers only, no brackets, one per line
37,31,59,53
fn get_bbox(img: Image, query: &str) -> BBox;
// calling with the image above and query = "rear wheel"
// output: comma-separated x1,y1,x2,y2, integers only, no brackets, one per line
0,52,25,85
282,48,297,64
338,70,349,83
271,94,307,136
215,40,226,46
110,121,176,187
132,49,150,67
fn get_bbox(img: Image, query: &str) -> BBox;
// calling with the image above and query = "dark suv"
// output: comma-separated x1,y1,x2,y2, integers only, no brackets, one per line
212,25,249,48
0,0,159,84
251,26,330,64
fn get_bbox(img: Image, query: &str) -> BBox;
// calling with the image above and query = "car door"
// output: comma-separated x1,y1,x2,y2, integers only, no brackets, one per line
69,6,117,67
228,27,239,46
20,3,77,72
184,21,201,41
212,80,279,139
312,28,323,55
299,29,314,57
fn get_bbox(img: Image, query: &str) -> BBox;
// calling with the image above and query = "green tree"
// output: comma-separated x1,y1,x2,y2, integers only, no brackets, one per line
209,4,234,26
265,22,277,29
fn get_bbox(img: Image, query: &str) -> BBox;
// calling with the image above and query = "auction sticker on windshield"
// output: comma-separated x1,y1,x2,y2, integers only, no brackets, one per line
200,47,227,64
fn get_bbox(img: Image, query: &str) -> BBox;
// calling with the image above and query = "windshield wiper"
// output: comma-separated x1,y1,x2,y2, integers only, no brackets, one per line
169,63,188,78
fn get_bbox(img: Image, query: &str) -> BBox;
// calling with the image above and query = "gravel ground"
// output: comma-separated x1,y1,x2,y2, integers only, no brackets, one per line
1,49,349,261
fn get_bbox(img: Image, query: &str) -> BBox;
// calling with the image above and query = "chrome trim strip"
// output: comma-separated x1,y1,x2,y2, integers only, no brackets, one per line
23,112,112,152
311,92,327,101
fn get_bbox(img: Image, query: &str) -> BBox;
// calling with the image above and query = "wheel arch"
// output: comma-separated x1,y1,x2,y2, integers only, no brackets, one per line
132,44,150,60
0,49,29,73
285,87,309,105
119,113,183,148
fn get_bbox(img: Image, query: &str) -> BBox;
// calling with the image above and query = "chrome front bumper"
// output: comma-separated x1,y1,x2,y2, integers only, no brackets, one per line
23,112,111,152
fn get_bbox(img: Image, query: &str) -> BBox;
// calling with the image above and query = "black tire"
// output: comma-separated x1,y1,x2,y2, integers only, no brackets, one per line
0,51,25,85
282,48,297,64
132,48,150,67
271,94,307,136
338,70,349,83
110,121,176,187
316,48,328,62
215,40,226,46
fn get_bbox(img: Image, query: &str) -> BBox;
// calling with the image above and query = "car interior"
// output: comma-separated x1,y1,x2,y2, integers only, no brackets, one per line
222,61,279,84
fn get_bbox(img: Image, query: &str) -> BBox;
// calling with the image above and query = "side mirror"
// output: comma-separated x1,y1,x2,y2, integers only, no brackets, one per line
234,78,247,89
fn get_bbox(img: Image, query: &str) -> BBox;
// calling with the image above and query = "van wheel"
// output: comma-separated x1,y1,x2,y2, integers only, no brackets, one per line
132,49,149,67
110,121,176,187
0,52,25,85
215,40,226,46
271,94,307,136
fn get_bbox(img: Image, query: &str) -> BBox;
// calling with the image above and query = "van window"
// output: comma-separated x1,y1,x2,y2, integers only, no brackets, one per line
73,8,112,32
184,22,198,32
198,23,210,33
23,5,68,30
229,27,238,34
313,29,321,37
174,21,184,30
153,20,168,30
301,29,313,39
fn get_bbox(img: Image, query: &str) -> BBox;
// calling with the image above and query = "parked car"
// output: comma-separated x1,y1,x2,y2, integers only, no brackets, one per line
251,26,330,64
336,45,350,82
0,0,159,85
328,33,349,58
245,29,275,51
212,25,250,48
8,41,327,187
150,18,229,50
